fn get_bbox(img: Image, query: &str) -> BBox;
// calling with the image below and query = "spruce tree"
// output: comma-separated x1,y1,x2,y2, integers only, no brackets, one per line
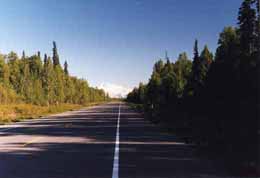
52,41,60,66
255,0,260,59
64,61,69,75
192,40,200,82
37,51,41,58
187,39,201,96
177,52,189,61
153,59,164,74
238,0,257,58
44,54,48,65
215,27,240,67
0,42,107,105
22,50,26,60
200,45,213,70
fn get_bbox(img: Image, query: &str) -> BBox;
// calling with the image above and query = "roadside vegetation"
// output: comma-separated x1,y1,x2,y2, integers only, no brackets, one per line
127,0,259,173
0,104,81,124
0,42,109,123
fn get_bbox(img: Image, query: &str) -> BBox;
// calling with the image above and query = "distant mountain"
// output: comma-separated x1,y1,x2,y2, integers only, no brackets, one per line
98,83,132,98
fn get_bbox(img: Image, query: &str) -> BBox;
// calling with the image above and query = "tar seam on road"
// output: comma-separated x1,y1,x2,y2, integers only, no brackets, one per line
112,103,121,178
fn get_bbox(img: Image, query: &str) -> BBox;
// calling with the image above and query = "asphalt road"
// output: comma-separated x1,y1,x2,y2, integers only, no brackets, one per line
0,102,228,178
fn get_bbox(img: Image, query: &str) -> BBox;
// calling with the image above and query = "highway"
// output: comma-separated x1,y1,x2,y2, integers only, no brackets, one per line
0,102,228,178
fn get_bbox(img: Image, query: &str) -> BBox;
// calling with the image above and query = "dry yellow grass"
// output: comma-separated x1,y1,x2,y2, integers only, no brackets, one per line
0,101,110,124
0,103,82,124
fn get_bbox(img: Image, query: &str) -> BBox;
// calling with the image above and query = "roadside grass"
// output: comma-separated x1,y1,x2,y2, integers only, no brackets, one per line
0,102,107,125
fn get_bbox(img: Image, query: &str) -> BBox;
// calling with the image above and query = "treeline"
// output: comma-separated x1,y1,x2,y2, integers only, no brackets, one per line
127,0,259,165
0,42,108,105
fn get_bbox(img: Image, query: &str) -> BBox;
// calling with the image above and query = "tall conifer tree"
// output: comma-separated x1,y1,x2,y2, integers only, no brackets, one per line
52,41,60,66
64,61,69,75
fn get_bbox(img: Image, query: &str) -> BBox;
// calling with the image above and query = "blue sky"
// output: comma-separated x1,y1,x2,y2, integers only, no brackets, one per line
0,0,242,93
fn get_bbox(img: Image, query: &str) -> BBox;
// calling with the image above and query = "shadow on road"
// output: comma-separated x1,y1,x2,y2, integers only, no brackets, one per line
0,103,230,178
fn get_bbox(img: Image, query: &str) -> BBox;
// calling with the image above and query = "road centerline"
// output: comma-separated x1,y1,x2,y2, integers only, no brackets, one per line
112,103,121,178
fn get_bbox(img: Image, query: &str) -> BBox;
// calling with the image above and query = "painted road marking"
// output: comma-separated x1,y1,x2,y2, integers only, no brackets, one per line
22,137,42,147
112,104,121,178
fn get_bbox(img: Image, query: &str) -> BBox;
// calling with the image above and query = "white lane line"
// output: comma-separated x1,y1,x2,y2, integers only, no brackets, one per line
112,104,121,178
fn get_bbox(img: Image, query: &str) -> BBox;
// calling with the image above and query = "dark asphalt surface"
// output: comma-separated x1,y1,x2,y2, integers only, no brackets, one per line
0,102,229,178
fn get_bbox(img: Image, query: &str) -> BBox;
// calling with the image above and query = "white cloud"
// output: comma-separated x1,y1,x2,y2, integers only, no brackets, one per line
98,83,132,98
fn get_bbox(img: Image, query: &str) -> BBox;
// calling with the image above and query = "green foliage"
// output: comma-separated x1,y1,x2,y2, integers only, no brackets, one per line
53,65,65,104
215,27,240,66
126,83,147,104
238,0,258,59
200,45,213,68
64,61,69,75
185,40,209,96
0,42,108,106
0,54,10,85
0,103,82,124
127,53,192,122
52,41,60,66
0,84,20,104
174,52,192,96
127,0,258,165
